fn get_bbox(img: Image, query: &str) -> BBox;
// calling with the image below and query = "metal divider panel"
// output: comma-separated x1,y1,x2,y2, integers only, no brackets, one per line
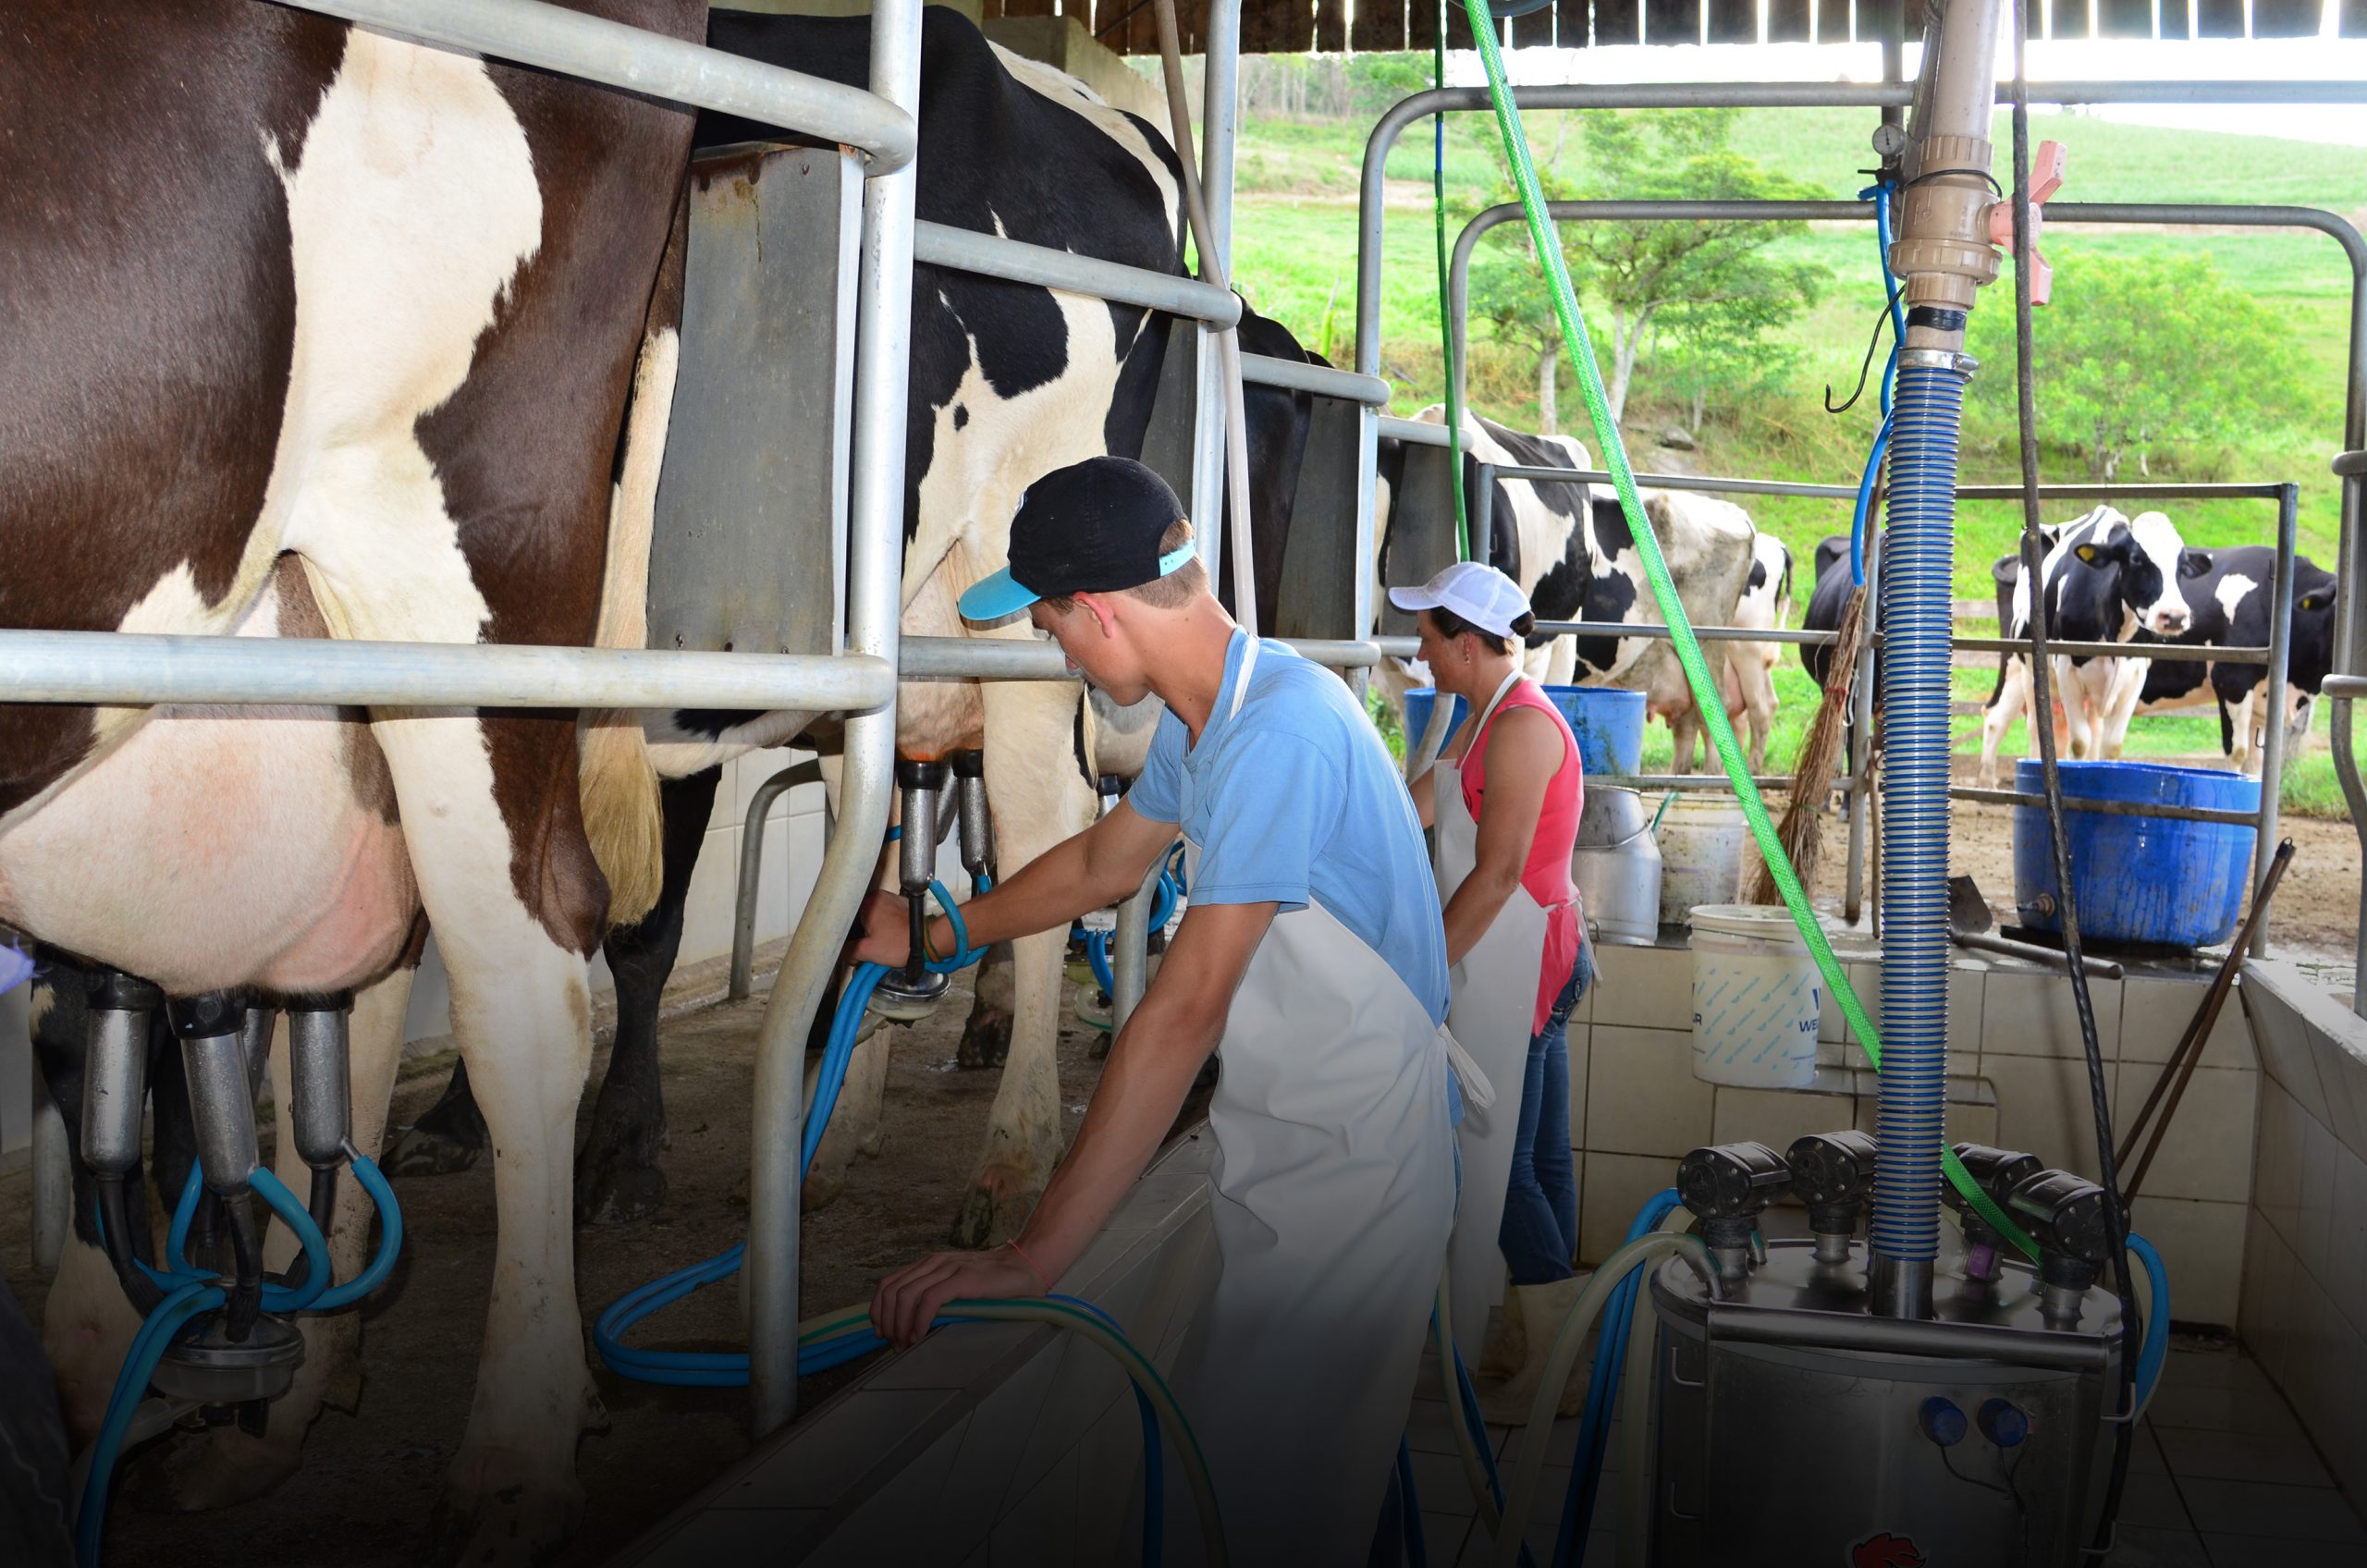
1275,398,1366,644
649,144,859,659
1136,317,1203,519
1375,443,1464,640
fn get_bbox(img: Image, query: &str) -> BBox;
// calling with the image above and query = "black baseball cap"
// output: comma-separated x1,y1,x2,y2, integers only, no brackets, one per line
958,457,1198,622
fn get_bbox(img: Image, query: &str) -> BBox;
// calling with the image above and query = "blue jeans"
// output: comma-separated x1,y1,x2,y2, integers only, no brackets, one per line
1498,944,1588,1286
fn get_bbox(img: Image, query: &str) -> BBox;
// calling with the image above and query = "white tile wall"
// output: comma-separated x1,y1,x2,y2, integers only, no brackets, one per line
2120,975,2257,1071
1584,1025,1712,1158
2116,1063,2258,1204
1580,1151,1677,1266
2234,961,2367,1504
1980,959,2124,1059
2129,1196,2248,1327
1587,942,1692,1031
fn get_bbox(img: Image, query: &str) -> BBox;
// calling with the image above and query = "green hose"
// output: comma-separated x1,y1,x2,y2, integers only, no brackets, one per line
1453,0,2035,1261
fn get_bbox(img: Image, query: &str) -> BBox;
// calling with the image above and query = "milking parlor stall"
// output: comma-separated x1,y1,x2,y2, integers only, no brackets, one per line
6,0,2367,1563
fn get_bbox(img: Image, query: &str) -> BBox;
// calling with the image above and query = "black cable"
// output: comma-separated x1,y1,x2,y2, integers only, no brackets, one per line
1825,297,1895,414
1939,1444,2010,1498
2003,5,2140,1555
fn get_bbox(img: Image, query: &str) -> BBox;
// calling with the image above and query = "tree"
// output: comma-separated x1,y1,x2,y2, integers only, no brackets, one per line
1467,109,1830,429
1965,252,2305,479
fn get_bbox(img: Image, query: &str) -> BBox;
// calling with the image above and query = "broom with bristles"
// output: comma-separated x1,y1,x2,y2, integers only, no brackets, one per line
1746,582,1868,907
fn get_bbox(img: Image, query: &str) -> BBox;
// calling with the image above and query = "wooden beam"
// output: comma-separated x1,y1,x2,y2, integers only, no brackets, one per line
1353,0,1410,49
2251,0,2324,35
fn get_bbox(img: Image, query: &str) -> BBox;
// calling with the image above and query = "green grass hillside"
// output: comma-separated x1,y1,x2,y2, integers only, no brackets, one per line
1225,96,2362,813
1232,104,2359,595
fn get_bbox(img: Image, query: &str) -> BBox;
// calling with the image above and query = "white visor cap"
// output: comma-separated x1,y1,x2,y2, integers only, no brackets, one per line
1388,559,1532,639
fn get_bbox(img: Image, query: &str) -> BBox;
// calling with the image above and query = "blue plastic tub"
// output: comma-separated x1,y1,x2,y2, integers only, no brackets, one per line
1401,683,1646,777
2010,760,2260,948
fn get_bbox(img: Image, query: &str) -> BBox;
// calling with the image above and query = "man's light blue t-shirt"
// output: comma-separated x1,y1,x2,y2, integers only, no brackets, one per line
1127,630,1450,1027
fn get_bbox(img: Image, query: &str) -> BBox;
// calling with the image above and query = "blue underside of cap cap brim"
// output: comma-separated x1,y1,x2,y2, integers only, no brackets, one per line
958,568,1041,622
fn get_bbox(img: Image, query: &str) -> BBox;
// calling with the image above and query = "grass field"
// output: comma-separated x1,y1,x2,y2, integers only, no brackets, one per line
1242,101,2363,817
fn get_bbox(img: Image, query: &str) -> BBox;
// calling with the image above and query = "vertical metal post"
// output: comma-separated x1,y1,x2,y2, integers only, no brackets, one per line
1880,0,1907,134
1352,402,1379,701
1190,0,1242,583
1470,461,1496,570
746,0,919,1439
2250,484,2298,958
1111,857,1164,1032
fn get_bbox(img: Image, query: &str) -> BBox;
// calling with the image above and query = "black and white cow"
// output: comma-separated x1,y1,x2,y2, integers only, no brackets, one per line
6,0,697,1553
1719,532,1793,772
1979,507,2211,786
392,10,1200,1244
1373,410,1757,769
2126,545,2340,772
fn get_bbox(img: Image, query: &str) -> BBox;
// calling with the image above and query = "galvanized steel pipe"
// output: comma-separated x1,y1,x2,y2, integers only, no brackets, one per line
914,221,1239,324
294,0,916,169
744,0,921,1438
0,631,894,712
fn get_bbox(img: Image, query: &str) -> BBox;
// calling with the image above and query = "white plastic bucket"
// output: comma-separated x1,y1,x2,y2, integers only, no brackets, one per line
1687,903,1822,1089
1657,795,1748,924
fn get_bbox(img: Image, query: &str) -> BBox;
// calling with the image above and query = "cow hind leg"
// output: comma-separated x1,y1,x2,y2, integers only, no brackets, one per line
361,713,601,1566
577,766,721,1225
957,940,1016,1069
144,971,412,1511
953,684,1095,1248
1979,658,2030,789
804,1016,891,1209
385,1055,490,1176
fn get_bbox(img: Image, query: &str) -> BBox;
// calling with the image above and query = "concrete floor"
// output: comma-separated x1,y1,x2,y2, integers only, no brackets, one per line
1402,1341,2366,1568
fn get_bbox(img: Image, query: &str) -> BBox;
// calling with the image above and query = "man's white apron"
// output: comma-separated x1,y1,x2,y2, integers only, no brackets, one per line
1160,637,1458,1567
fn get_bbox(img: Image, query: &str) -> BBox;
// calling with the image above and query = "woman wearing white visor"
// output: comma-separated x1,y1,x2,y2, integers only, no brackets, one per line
1391,560,1589,1419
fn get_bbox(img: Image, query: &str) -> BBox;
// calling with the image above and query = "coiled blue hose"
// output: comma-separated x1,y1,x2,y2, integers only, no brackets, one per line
82,1158,392,1566
1848,180,1907,587
1869,359,1966,1275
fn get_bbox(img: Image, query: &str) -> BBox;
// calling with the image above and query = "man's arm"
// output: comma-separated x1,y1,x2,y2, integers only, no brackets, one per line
852,799,1176,969
872,898,1276,1345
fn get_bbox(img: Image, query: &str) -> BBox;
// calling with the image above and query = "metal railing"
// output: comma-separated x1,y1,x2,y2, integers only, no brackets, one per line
1385,173,2362,951
1367,450,2305,946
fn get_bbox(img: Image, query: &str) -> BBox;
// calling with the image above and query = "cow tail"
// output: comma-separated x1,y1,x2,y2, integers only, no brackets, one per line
578,199,685,930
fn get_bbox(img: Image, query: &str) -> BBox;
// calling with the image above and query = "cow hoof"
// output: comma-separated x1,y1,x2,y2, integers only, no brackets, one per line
126,1426,300,1513
955,1008,1012,1070
574,1145,667,1226
949,1167,1036,1249
384,1122,484,1178
429,1452,581,1567
801,1165,845,1212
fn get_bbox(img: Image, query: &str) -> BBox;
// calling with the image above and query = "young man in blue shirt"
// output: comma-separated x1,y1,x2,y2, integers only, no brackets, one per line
858,456,1457,1565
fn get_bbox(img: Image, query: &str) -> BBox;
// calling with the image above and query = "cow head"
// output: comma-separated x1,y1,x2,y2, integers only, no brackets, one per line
2073,510,2206,639
2289,557,2341,692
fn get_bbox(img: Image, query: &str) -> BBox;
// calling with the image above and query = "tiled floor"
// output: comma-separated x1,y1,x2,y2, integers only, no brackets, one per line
1403,1341,2364,1568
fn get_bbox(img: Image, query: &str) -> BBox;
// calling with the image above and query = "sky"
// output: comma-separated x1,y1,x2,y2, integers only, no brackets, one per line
1466,29,2367,148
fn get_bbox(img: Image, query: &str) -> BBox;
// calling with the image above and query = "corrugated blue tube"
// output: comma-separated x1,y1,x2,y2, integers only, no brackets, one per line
1869,360,1966,1271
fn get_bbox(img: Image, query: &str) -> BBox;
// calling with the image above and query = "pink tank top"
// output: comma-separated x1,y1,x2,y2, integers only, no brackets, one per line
1458,680,1585,1036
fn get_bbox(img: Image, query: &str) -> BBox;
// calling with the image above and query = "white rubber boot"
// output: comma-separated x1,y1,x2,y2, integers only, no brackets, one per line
1478,1277,1588,1425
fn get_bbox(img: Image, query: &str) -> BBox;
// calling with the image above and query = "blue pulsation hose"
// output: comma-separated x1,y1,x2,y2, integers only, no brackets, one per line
594,861,1196,1563
1552,1188,1682,1566
82,1155,399,1567
1085,852,1185,1004
1849,179,1906,588
2127,1232,2170,1410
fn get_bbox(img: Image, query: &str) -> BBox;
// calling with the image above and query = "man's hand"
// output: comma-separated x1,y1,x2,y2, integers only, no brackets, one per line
871,1246,1044,1348
847,888,914,969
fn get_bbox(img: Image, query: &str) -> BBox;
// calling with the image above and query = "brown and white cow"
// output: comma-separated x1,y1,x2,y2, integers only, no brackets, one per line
4,2,695,1555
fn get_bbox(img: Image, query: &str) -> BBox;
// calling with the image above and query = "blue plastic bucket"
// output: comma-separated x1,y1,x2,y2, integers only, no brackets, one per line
1401,683,1646,777
2010,760,2259,948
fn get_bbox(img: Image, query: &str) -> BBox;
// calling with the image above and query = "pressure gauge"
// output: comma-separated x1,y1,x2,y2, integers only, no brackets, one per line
1871,122,1909,161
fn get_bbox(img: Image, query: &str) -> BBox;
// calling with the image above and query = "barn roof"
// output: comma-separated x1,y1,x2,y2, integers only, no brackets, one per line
997,0,2358,58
